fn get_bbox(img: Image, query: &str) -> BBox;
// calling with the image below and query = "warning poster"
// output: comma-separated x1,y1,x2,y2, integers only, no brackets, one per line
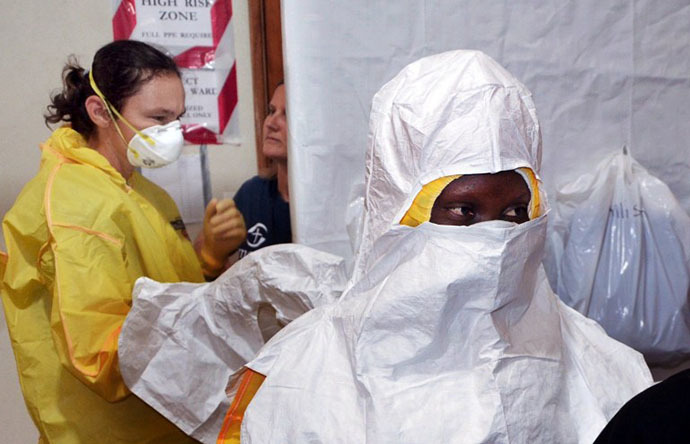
112,0,239,144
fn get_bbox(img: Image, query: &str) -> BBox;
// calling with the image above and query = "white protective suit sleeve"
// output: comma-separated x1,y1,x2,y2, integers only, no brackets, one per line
118,244,347,444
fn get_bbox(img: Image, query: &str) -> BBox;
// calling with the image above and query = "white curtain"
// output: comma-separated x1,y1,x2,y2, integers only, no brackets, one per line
283,0,690,260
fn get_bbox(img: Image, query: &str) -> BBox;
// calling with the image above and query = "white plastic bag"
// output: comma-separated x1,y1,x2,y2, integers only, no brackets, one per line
546,150,690,368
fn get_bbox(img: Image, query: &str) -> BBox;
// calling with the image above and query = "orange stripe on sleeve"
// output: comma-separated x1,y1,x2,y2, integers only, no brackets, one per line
51,223,123,247
0,251,7,281
217,369,266,444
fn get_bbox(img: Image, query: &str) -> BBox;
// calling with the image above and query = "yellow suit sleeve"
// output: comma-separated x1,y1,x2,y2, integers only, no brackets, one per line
50,224,134,402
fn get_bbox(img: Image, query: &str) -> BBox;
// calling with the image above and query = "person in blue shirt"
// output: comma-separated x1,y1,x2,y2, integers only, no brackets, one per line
232,83,291,262
196,83,289,273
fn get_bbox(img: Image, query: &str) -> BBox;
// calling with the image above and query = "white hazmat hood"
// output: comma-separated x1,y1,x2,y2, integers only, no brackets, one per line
240,50,652,444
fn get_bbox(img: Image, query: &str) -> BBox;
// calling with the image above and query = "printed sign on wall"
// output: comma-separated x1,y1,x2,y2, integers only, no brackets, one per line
112,0,239,144
118,0,216,52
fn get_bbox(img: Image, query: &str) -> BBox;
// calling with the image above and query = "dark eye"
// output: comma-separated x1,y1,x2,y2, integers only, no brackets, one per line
152,116,167,123
448,205,475,218
503,205,529,220
268,105,276,115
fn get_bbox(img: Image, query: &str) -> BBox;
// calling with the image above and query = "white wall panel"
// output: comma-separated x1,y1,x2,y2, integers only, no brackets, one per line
283,0,690,259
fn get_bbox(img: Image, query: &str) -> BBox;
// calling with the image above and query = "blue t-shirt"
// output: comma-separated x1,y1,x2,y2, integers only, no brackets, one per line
234,176,291,259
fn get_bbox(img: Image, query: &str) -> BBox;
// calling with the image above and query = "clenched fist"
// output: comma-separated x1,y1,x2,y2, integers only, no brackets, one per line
198,198,246,275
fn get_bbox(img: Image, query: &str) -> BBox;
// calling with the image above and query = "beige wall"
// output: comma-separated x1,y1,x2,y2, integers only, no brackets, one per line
0,1,256,440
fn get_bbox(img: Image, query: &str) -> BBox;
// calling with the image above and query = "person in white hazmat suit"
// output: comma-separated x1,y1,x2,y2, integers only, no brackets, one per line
215,50,653,444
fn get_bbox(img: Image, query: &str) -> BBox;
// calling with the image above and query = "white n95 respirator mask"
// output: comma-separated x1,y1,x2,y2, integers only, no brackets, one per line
126,120,184,168
89,70,185,169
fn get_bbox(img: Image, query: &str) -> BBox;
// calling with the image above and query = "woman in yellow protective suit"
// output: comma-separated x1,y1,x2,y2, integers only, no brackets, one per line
216,50,652,444
1,40,245,443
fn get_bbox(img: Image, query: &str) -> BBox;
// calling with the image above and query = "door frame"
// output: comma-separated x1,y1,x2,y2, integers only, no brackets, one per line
248,0,283,170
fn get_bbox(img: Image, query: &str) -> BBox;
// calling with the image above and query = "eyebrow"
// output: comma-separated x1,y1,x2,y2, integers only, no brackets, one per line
147,107,184,116
147,108,186,120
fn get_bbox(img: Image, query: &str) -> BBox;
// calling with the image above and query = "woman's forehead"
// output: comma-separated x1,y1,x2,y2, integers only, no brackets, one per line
123,73,185,115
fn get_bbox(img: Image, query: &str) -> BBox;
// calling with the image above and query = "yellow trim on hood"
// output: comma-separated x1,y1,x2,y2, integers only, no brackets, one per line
400,175,461,227
400,168,541,226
